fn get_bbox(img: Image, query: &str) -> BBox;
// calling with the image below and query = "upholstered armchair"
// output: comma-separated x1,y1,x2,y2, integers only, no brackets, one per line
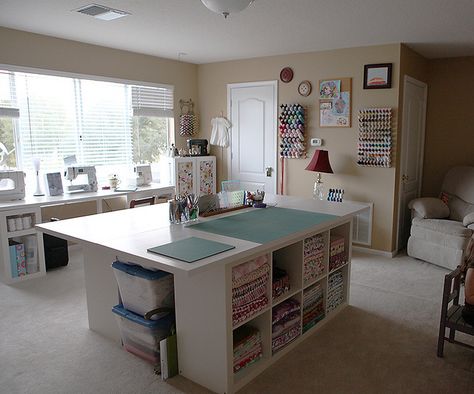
407,166,474,269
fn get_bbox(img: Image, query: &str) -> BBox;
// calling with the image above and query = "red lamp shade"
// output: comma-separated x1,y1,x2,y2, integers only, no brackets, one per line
305,149,333,174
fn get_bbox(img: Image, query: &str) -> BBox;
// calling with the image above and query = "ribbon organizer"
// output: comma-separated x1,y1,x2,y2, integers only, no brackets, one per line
179,99,198,137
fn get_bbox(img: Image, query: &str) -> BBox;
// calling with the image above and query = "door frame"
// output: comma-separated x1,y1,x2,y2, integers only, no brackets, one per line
226,80,278,193
396,75,428,251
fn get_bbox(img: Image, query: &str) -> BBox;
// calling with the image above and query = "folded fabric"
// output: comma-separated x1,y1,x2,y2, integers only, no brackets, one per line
272,312,301,338
233,344,262,373
232,262,270,289
272,324,300,352
233,294,268,326
233,325,260,350
233,273,269,308
272,299,300,325
232,255,269,284
272,266,290,299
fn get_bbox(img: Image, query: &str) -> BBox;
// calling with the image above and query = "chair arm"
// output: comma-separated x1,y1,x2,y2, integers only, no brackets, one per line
408,197,450,219
463,212,474,227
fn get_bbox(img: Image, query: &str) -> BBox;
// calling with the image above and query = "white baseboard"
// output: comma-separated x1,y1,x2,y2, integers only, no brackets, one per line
352,245,397,258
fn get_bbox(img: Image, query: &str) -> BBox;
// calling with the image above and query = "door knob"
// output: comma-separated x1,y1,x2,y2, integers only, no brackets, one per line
402,174,409,182
265,167,272,177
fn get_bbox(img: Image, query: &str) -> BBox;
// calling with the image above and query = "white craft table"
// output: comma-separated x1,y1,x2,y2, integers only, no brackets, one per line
36,195,366,394
0,183,174,284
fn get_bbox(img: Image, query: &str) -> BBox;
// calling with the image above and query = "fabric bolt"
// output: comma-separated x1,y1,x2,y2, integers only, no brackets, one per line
233,295,268,326
232,255,269,284
272,324,301,352
272,312,301,338
328,271,343,289
210,117,231,148
232,273,269,308
272,299,301,325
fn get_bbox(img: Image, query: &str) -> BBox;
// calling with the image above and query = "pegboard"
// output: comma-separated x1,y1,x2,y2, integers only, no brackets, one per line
279,104,306,159
357,107,392,167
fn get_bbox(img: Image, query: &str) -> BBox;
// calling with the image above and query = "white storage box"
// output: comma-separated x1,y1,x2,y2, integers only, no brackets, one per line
112,261,174,319
112,305,174,364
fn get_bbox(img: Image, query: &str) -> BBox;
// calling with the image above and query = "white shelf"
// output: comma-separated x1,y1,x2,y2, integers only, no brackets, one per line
6,228,37,238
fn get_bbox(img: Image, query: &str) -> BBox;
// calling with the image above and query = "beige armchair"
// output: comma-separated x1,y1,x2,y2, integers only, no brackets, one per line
407,166,474,269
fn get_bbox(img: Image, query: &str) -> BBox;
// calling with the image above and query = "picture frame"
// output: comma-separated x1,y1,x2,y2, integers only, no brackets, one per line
45,172,64,196
363,63,392,89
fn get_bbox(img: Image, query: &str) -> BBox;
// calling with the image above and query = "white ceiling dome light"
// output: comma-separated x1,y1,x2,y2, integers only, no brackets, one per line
201,0,255,18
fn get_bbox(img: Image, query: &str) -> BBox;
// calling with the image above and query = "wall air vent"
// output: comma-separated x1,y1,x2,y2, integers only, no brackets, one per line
75,4,130,20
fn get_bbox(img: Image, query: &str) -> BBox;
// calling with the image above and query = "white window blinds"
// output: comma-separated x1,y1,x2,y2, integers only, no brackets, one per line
0,71,19,118
132,85,174,117
0,69,174,173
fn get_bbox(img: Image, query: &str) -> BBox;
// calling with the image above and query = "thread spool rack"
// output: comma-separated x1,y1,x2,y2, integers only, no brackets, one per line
357,107,392,167
279,104,306,159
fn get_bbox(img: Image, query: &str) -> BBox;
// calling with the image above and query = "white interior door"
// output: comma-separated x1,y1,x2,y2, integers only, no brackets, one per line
397,76,427,250
227,81,277,194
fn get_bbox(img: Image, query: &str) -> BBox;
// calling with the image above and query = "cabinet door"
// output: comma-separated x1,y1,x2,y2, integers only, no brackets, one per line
196,156,216,196
174,157,195,196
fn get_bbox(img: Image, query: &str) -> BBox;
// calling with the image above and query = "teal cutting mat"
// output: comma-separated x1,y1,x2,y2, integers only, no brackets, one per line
148,237,235,263
191,207,337,244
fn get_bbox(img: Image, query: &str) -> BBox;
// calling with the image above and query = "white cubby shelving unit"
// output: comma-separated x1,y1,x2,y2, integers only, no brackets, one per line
230,220,351,393
0,206,46,284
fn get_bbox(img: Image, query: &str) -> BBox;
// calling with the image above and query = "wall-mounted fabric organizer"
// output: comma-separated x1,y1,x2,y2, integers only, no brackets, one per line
357,107,392,167
279,104,306,159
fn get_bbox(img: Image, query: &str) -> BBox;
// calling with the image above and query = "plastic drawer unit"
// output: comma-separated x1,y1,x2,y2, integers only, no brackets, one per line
112,305,174,364
112,261,175,319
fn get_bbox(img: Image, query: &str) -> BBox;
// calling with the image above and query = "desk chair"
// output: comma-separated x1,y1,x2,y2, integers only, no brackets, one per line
437,266,474,357
129,196,155,208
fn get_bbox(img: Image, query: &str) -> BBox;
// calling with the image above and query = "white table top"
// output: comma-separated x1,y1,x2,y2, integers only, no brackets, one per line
36,195,368,275
0,183,174,212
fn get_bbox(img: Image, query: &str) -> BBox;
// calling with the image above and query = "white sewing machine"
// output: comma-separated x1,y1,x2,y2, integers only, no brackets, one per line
134,164,152,186
0,170,25,201
64,166,98,193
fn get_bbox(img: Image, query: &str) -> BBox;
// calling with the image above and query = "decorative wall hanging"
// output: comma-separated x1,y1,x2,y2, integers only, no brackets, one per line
280,67,294,83
179,99,198,136
319,78,352,128
298,80,312,97
363,63,392,89
357,107,392,167
279,104,306,159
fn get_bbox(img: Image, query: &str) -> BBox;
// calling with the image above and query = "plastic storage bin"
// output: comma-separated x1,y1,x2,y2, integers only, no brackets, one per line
112,305,174,364
112,261,174,319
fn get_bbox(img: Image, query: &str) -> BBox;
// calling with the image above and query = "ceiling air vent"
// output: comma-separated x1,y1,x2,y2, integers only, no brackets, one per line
75,4,130,20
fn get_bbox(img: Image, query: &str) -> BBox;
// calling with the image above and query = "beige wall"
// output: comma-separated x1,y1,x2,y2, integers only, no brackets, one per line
0,27,198,149
198,44,401,252
423,56,474,196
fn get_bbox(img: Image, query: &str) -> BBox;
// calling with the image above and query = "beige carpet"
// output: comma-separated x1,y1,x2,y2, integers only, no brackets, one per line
1,249,473,394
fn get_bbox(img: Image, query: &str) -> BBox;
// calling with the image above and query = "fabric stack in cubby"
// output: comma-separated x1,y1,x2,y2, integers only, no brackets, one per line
303,234,325,283
232,255,270,326
327,271,344,312
272,266,290,299
233,325,263,373
329,235,346,271
302,283,324,333
272,299,301,353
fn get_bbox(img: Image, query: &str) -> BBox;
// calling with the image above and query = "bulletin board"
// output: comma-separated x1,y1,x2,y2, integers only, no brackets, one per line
319,77,352,128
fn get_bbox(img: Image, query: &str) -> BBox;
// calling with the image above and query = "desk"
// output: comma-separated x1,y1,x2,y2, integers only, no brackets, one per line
0,183,174,284
37,195,365,393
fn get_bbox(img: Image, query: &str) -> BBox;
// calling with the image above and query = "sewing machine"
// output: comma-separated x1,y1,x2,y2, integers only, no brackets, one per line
134,164,152,186
0,170,25,201
64,166,98,193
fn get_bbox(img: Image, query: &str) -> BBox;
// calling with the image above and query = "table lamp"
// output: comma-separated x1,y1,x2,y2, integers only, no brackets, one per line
305,149,333,200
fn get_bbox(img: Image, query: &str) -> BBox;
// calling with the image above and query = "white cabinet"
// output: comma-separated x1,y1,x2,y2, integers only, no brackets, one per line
0,207,46,284
169,156,216,197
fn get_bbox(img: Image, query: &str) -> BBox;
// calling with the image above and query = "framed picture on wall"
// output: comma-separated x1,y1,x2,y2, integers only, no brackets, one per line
363,63,392,89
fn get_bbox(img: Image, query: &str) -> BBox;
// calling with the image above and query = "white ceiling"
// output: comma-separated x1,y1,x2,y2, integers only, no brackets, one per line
1,0,474,64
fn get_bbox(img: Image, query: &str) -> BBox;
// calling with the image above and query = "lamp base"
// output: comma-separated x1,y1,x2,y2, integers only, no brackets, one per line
313,180,324,200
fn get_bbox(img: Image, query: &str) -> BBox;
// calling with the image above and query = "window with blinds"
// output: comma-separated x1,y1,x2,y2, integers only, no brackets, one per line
0,69,174,176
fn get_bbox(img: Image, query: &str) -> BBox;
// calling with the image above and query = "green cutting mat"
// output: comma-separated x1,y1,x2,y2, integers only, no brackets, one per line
148,237,235,263
190,207,337,244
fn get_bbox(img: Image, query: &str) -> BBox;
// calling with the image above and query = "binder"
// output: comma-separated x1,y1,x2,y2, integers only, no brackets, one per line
159,334,178,380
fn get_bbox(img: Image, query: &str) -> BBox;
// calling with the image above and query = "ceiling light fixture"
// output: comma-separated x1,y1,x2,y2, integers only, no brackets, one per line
75,4,130,21
201,0,255,18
